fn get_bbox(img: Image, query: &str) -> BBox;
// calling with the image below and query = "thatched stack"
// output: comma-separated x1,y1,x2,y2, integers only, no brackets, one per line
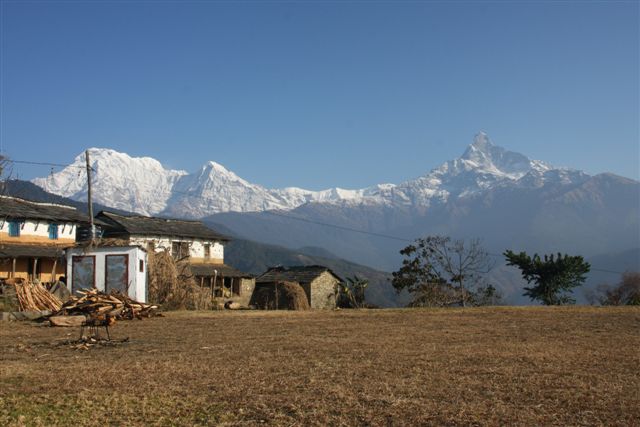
147,250,211,310
280,281,310,310
1,278,62,312
253,281,310,310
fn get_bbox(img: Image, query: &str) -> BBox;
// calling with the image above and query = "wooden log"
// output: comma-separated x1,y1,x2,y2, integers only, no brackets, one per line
49,315,87,327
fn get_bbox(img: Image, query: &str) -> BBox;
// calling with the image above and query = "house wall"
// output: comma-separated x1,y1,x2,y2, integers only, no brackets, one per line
129,235,224,263
66,247,148,303
0,219,76,245
309,271,339,309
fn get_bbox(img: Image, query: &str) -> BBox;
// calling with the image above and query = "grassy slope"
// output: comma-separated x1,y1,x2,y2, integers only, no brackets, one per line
1,307,638,426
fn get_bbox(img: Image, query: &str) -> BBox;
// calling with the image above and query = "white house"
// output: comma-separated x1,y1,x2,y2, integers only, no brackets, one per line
90,211,253,303
0,196,87,282
94,211,227,263
66,244,148,303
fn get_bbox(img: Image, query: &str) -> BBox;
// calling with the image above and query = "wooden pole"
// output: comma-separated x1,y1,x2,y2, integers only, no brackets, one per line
11,258,16,278
51,259,58,283
85,149,95,242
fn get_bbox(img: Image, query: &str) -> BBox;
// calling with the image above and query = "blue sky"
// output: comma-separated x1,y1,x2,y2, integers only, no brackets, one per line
1,1,638,189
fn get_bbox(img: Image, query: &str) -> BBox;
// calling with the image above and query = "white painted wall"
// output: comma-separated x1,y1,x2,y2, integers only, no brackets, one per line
66,246,148,303
128,235,224,260
0,219,76,240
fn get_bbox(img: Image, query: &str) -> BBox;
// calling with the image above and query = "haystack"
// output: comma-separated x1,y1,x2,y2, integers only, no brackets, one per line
147,250,211,310
253,281,310,310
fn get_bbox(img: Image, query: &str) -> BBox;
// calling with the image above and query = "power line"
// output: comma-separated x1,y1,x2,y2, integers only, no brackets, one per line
6,159,90,170
262,210,414,243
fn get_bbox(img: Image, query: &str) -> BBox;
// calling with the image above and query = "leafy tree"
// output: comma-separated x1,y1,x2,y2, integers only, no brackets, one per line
337,275,368,308
504,250,590,305
392,236,494,307
590,272,640,306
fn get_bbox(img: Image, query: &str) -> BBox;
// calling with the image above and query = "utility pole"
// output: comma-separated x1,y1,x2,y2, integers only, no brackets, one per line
85,149,95,243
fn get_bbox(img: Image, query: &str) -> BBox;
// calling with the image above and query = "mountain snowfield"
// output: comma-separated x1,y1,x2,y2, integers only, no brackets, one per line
32,132,587,218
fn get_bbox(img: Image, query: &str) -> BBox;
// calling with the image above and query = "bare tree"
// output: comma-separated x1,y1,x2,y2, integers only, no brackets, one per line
590,272,640,306
392,236,495,307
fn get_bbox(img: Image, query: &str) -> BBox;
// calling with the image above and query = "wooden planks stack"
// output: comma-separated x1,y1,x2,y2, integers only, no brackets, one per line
56,288,159,320
2,278,62,312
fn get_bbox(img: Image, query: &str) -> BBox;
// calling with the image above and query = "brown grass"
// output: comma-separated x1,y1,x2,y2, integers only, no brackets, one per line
1,306,638,426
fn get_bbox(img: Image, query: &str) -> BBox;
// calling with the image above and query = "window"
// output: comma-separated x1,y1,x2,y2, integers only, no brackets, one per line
204,244,211,259
139,259,144,273
72,256,96,292
105,255,128,293
8,221,20,237
48,223,59,240
171,241,190,259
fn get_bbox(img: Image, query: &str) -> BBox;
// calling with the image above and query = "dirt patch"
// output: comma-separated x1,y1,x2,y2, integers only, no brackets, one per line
0,307,638,426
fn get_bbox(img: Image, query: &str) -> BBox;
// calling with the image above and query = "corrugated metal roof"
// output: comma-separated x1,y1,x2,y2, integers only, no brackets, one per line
97,211,230,241
256,265,342,284
0,196,89,223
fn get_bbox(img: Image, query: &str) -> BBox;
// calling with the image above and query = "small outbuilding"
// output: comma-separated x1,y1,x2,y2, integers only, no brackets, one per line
254,265,343,309
189,263,255,307
66,243,148,303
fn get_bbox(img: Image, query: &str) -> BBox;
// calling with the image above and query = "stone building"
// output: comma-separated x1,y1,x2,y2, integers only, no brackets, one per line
0,196,87,283
254,265,343,309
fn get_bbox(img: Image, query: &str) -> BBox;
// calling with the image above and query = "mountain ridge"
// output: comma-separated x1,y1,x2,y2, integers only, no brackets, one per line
31,133,617,219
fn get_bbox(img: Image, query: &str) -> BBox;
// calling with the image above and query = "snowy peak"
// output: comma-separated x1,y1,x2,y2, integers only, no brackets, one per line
459,132,546,179
31,133,590,218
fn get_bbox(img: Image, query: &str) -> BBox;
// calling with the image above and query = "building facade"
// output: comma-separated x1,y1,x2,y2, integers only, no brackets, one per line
94,211,253,303
0,196,87,282
66,244,148,303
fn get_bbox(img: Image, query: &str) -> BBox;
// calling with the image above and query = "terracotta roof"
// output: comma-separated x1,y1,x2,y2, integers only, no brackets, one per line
0,244,67,259
256,265,342,284
0,196,88,223
189,263,253,279
96,211,230,241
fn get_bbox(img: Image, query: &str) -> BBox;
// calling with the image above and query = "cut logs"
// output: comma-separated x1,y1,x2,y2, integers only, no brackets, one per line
1,278,62,312
55,288,160,320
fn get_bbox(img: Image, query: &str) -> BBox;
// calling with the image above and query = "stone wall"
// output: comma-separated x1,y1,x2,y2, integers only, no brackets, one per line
309,271,339,309
228,278,256,307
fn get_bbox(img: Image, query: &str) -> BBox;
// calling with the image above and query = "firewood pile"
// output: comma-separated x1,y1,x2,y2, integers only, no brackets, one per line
55,289,160,320
1,278,62,312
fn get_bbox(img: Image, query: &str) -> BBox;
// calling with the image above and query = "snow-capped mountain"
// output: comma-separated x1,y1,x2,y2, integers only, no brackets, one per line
33,149,188,216
33,148,380,217
33,133,587,218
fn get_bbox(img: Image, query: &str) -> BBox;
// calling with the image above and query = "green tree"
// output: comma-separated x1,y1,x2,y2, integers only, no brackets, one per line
392,236,494,307
504,250,590,305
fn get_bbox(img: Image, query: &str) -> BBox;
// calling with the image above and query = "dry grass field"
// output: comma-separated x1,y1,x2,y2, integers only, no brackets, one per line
1,307,639,426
